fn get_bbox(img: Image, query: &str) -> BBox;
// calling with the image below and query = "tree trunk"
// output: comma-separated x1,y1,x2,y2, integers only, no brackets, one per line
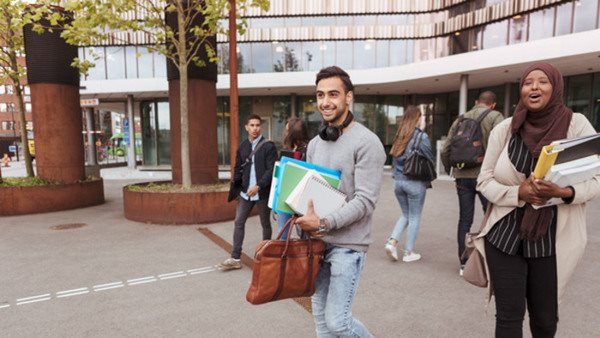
178,7,191,188
13,82,34,177
4,8,33,177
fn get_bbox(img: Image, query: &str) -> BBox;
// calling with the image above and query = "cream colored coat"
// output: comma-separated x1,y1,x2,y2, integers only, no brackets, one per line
475,113,600,303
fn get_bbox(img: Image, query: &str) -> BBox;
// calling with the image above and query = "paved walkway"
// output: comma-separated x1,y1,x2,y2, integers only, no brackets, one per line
1,161,599,337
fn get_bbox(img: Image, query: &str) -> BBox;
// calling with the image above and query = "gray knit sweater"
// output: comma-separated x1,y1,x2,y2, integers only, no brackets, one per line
306,121,386,252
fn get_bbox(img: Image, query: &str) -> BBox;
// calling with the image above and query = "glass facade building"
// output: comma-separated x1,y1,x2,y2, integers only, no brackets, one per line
78,0,600,167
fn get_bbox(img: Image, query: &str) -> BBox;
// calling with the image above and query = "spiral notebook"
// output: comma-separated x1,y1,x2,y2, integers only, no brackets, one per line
285,172,347,216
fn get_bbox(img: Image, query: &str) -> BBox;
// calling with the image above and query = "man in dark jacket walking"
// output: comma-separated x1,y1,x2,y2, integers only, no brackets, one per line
217,114,278,271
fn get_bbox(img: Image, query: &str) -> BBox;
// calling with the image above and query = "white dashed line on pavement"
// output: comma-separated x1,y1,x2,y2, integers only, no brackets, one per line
158,271,187,280
4,265,215,310
16,294,52,305
56,288,90,298
127,276,157,285
188,267,215,275
93,281,124,291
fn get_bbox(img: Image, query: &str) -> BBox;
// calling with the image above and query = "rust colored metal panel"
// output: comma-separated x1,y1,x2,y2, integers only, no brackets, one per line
123,184,243,225
169,79,218,185
30,83,85,183
0,179,104,216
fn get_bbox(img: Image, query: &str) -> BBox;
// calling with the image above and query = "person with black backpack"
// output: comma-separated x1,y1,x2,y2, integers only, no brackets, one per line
441,91,504,276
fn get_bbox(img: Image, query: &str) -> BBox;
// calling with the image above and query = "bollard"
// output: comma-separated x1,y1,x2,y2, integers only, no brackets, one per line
3,153,9,167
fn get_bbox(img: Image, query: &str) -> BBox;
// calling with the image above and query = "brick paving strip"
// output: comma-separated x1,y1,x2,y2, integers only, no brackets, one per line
197,227,312,312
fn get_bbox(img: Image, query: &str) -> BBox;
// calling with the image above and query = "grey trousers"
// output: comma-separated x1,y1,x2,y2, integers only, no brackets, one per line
231,197,272,259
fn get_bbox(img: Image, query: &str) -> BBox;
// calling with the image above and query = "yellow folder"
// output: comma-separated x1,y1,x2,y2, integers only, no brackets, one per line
533,144,560,179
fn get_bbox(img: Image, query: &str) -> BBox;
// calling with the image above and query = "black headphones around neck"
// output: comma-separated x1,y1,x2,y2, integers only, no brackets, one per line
318,112,354,141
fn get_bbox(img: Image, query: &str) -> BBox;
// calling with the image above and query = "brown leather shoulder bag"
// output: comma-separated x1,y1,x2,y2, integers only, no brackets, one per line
246,216,326,305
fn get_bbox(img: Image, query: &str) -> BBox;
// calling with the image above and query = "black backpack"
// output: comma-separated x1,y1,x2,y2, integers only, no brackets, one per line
449,109,492,170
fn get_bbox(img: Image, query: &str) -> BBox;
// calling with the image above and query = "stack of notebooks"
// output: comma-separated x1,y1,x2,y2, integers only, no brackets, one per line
532,133,600,208
268,157,347,216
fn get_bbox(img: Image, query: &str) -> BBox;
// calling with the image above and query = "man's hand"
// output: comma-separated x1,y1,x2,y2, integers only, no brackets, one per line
246,185,260,197
295,200,321,236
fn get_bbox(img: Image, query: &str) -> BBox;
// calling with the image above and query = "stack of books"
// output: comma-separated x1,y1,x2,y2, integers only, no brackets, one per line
268,157,347,216
532,133,600,208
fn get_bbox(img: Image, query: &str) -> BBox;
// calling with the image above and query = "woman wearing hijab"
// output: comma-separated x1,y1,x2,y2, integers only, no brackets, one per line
385,106,433,263
476,63,600,337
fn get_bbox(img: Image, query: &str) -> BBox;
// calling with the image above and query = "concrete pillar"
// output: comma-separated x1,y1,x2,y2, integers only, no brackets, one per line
85,107,97,165
23,10,84,183
459,74,469,115
291,93,297,117
504,82,511,117
126,95,136,169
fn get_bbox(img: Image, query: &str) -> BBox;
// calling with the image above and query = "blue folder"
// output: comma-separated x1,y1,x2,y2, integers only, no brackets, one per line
271,157,342,215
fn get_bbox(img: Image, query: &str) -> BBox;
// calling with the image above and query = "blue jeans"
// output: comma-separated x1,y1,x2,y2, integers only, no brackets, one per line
312,245,373,338
276,212,293,238
389,178,427,252
456,178,488,264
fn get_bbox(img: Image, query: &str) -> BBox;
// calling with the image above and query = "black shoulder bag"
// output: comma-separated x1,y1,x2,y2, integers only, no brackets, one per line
228,139,269,202
403,131,437,182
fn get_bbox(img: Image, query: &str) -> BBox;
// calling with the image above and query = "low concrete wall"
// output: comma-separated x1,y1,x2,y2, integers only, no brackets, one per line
123,182,239,225
0,179,105,216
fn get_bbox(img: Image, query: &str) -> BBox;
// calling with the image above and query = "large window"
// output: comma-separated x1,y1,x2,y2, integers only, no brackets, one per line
336,41,353,70
528,8,554,41
154,53,167,77
509,15,528,45
138,47,154,78
353,40,376,69
251,43,272,73
389,40,410,66
85,47,106,80
555,2,573,36
125,46,138,78
302,42,322,72
376,40,389,68
566,74,593,119
141,100,171,166
483,20,508,49
106,47,125,79
573,0,598,32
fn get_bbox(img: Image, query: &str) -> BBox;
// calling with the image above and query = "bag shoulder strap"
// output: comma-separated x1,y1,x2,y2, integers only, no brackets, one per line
411,130,423,151
242,138,269,168
475,108,493,124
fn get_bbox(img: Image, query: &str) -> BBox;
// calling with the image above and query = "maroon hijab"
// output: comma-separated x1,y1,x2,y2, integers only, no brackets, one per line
511,63,573,241
511,63,573,157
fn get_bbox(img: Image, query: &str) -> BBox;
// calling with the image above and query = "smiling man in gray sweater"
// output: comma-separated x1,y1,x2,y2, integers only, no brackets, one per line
296,66,385,338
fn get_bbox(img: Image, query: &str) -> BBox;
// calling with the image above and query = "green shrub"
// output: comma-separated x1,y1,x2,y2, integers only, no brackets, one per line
0,176,54,187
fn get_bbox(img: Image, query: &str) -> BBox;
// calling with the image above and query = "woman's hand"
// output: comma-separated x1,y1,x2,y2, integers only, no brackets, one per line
530,176,574,200
518,175,548,205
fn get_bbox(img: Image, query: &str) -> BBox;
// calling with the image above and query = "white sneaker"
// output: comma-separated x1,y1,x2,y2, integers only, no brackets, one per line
215,258,242,271
385,242,398,261
402,251,421,262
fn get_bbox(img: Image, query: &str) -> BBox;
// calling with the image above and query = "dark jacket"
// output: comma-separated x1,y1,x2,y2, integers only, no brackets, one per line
233,136,278,201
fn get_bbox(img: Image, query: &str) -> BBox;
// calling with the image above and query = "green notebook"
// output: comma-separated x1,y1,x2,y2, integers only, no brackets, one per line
274,161,341,214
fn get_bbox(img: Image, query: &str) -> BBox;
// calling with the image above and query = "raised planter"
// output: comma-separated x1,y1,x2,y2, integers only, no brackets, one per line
123,181,242,225
0,179,105,216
